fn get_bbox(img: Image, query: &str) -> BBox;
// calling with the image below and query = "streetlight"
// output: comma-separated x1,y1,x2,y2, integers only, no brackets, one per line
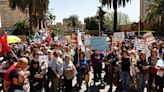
98,6,106,36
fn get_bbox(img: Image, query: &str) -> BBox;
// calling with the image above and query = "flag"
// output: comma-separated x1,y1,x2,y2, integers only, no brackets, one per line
46,32,52,45
0,32,11,56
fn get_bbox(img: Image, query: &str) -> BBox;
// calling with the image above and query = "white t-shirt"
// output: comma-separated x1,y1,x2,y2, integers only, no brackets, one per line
156,59,164,77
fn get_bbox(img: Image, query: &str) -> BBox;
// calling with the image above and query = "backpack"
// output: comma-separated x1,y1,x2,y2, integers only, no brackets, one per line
80,59,88,75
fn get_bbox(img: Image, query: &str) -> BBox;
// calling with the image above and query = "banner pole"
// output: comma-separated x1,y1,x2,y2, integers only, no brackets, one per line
11,49,18,60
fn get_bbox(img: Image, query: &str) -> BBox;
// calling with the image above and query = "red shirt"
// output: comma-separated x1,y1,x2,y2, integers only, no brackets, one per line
3,64,16,81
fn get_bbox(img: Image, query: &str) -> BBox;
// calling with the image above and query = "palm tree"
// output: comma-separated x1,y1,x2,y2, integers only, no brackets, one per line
68,15,79,32
145,0,164,36
9,0,49,34
13,19,29,35
99,0,131,32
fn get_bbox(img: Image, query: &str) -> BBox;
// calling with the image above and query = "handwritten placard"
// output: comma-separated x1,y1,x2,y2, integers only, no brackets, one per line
143,32,155,45
90,37,108,52
113,32,125,41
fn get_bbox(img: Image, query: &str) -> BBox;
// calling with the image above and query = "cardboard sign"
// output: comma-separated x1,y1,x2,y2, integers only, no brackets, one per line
113,32,125,41
134,39,145,51
90,37,108,52
143,32,155,45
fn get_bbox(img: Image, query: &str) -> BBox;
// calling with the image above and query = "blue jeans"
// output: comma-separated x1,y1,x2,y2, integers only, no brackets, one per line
137,72,146,92
121,71,130,92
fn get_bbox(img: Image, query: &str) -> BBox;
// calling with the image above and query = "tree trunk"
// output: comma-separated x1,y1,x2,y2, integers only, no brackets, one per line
29,0,33,34
113,1,118,32
161,15,164,36
73,21,76,32
39,17,42,30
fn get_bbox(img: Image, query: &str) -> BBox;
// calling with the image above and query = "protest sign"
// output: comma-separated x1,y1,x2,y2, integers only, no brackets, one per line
134,39,145,51
38,55,48,62
84,35,91,45
113,32,125,41
143,32,155,45
126,32,135,37
90,37,108,52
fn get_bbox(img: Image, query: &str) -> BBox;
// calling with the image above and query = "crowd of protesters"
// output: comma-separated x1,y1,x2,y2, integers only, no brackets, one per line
0,34,163,92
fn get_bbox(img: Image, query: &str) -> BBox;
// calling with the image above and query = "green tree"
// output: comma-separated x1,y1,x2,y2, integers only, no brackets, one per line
68,15,79,32
84,16,99,30
104,11,130,31
13,19,29,35
99,0,131,32
9,0,49,34
145,0,164,36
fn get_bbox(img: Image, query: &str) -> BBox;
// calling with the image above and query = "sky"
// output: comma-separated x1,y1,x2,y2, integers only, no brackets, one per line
49,0,140,23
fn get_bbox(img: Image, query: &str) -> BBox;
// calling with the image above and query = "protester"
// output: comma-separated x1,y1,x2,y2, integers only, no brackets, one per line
155,53,164,92
8,68,26,92
29,59,43,92
121,49,131,92
76,52,90,91
148,48,158,90
47,49,54,91
91,49,104,85
63,54,76,92
137,51,149,92
51,50,63,92
106,47,119,91
0,31,163,92
3,57,29,92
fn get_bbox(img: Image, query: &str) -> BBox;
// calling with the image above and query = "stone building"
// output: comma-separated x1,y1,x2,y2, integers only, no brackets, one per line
0,0,26,33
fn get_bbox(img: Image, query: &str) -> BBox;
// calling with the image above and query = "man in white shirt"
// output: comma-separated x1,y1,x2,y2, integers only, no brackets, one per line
47,50,53,91
155,53,164,92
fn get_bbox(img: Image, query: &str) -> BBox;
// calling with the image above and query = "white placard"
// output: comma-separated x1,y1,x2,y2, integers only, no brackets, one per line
38,55,48,62
143,32,155,45
113,32,125,41
134,39,145,51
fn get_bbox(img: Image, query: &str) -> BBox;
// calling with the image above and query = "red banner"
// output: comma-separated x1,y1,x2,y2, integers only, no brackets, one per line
0,32,11,56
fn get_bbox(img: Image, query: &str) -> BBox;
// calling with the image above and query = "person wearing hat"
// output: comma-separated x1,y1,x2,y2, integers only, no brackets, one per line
46,49,54,91
137,51,150,92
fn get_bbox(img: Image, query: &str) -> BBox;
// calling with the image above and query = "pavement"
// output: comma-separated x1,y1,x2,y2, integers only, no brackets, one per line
71,70,160,92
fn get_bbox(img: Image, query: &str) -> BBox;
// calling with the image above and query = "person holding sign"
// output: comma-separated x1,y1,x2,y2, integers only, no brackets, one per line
91,50,104,85
148,48,158,91
137,51,150,92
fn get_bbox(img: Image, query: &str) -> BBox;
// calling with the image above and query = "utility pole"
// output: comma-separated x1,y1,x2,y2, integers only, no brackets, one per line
98,6,105,36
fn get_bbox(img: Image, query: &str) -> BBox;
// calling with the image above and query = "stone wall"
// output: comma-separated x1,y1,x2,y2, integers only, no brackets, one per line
0,0,27,33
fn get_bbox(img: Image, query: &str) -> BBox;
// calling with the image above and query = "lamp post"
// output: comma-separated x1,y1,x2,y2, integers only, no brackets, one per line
98,6,106,36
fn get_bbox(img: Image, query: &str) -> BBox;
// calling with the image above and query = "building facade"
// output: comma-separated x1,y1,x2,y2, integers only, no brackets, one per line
0,0,26,32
